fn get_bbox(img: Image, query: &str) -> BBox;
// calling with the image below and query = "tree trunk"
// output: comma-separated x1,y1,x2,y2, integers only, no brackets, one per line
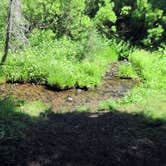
1,0,13,65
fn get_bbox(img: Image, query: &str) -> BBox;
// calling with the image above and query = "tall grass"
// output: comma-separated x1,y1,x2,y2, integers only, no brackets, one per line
0,30,118,89
119,49,166,121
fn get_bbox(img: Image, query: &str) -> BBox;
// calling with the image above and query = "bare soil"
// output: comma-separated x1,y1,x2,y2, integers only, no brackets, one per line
1,112,166,166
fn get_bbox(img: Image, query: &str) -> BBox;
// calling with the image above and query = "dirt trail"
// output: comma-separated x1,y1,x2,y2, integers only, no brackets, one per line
0,63,138,111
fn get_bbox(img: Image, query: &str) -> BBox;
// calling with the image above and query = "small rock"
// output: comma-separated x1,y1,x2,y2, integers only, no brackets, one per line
76,89,82,94
66,96,73,102
131,146,138,150
32,83,35,86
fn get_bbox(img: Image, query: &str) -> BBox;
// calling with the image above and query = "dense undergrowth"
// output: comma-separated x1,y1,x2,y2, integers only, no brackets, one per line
0,30,118,89
117,49,166,121
1,0,166,88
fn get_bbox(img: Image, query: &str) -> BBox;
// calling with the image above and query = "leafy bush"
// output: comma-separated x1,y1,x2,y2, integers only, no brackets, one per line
113,0,166,47
1,0,166,48
22,0,93,40
94,0,117,35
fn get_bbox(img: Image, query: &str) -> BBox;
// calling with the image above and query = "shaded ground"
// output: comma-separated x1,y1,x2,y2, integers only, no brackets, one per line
0,63,138,112
1,111,166,166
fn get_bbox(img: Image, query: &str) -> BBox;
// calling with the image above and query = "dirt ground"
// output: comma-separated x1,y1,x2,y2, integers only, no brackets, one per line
1,111,166,166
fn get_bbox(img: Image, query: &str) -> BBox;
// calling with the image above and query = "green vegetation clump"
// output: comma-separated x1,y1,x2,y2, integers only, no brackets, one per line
119,49,166,121
20,101,50,117
1,30,118,89
76,106,90,112
119,63,138,79
97,99,118,111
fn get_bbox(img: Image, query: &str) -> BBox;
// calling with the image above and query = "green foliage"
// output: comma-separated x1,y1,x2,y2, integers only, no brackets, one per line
0,0,8,48
158,43,166,57
129,50,166,88
120,6,131,16
76,106,90,112
120,49,166,105
109,38,136,60
114,0,166,46
22,0,118,40
1,30,118,89
1,0,166,48
117,48,166,121
119,63,138,79
20,101,50,117
94,0,117,35
97,99,118,111
22,0,93,40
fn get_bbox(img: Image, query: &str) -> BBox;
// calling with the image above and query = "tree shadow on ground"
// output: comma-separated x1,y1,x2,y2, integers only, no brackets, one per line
0,110,166,166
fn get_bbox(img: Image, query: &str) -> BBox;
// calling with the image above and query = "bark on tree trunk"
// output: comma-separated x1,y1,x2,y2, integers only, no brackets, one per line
1,0,13,65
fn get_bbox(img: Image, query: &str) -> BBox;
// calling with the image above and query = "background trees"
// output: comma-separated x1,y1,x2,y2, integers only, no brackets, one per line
1,0,166,48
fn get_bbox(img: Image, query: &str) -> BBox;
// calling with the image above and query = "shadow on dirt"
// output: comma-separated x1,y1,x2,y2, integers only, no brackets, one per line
1,110,166,166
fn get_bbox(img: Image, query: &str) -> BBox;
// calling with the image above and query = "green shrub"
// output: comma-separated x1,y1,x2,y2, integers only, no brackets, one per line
115,1,166,46
76,106,90,112
119,63,138,79
129,49,166,88
109,38,136,60
1,0,166,48
94,0,117,35
120,49,166,105
97,99,118,111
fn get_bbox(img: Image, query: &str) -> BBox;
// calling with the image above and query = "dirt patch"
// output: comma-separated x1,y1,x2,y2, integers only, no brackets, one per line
0,111,166,166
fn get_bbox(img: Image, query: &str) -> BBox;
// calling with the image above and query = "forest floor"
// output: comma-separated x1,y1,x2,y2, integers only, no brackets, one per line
0,63,166,166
